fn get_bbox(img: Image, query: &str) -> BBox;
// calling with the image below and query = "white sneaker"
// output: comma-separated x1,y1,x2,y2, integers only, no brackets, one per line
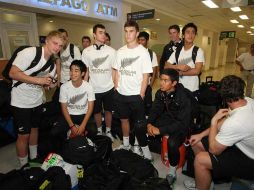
97,130,103,136
114,144,131,151
184,179,196,190
131,145,143,157
106,131,114,142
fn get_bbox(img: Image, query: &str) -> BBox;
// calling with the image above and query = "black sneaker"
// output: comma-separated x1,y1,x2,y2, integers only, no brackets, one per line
166,174,176,185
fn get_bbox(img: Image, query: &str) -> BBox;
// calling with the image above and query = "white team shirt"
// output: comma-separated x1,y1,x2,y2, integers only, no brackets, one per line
113,44,153,95
11,47,56,108
151,51,158,68
59,80,95,115
60,43,81,83
82,44,115,93
216,97,254,159
168,45,205,92
236,52,254,71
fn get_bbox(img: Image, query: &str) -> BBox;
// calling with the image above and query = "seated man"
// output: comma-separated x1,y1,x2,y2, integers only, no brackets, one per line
147,68,192,185
51,60,97,143
185,75,254,190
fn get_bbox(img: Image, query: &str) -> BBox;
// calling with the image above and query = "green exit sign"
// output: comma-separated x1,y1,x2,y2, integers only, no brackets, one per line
220,31,236,40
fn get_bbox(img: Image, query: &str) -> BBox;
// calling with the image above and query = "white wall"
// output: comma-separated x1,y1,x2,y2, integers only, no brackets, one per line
37,17,94,50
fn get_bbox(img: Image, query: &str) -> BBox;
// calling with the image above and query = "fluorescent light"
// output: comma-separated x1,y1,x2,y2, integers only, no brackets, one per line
237,25,244,28
247,31,252,33
250,33,254,36
230,19,239,23
239,15,249,20
202,0,219,8
49,20,54,23
250,26,254,29
155,18,160,21
143,27,147,30
230,7,241,12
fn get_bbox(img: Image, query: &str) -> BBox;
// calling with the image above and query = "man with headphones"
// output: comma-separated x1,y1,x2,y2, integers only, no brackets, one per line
147,68,193,185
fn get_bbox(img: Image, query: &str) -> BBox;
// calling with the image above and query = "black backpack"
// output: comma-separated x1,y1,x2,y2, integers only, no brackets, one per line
2,46,55,87
175,45,199,64
111,150,158,181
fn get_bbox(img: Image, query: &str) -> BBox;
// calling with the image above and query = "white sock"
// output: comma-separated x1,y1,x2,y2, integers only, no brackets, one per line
134,137,139,145
98,126,102,133
18,155,28,167
141,146,152,160
123,136,129,147
29,145,38,159
169,164,177,176
106,127,111,133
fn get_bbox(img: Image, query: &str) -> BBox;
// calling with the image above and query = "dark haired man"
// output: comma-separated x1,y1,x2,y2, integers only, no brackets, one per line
113,20,153,160
159,25,182,73
81,36,91,50
165,23,205,92
56,28,81,85
9,30,63,166
184,75,254,190
236,43,254,98
82,24,116,140
105,32,111,46
52,60,96,140
147,68,192,185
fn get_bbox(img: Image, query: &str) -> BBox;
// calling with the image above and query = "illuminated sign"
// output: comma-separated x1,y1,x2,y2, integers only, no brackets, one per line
0,0,120,21
38,0,89,12
96,3,117,17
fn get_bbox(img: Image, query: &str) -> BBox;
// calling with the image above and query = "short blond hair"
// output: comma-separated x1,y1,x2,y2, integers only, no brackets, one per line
46,30,63,41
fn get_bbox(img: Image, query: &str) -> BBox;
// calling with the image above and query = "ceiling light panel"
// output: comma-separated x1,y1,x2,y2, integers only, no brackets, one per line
230,19,239,23
201,0,219,8
230,7,241,12
239,15,249,20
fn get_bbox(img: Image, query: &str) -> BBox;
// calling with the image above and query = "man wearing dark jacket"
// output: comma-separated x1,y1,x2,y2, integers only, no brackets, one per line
159,25,182,73
147,68,192,185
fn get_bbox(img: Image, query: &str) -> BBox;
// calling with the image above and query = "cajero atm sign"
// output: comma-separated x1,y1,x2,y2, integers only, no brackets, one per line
0,0,119,21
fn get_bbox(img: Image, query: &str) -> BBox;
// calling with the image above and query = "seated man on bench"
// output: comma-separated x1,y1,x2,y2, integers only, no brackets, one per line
147,68,193,185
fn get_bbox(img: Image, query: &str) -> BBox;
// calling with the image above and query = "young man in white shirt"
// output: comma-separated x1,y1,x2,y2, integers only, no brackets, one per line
56,28,82,85
184,75,254,190
113,20,153,160
236,43,254,98
52,60,96,141
9,30,63,167
82,24,115,140
165,23,205,92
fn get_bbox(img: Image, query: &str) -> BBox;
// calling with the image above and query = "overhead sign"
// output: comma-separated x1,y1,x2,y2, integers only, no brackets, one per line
220,31,236,40
127,9,155,21
0,0,120,21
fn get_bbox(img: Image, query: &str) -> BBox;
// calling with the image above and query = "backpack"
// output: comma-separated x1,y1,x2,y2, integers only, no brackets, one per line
175,45,199,64
111,149,158,181
2,46,55,87
148,49,153,61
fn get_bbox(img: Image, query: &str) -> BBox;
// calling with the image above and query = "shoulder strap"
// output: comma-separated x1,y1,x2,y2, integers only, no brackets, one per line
192,46,199,64
148,48,153,61
25,47,42,70
70,43,74,59
175,46,183,64
13,53,54,88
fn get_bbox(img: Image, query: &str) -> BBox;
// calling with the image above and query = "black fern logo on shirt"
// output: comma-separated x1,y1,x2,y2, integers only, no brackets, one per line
121,56,139,69
69,92,87,104
92,55,109,68
61,55,71,62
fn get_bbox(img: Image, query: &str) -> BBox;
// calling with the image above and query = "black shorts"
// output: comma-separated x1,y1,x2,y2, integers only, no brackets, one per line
93,88,114,114
114,91,145,121
201,137,254,181
12,105,43,135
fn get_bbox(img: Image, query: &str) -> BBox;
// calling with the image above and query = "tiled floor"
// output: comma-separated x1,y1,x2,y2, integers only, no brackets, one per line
0,63,241,189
